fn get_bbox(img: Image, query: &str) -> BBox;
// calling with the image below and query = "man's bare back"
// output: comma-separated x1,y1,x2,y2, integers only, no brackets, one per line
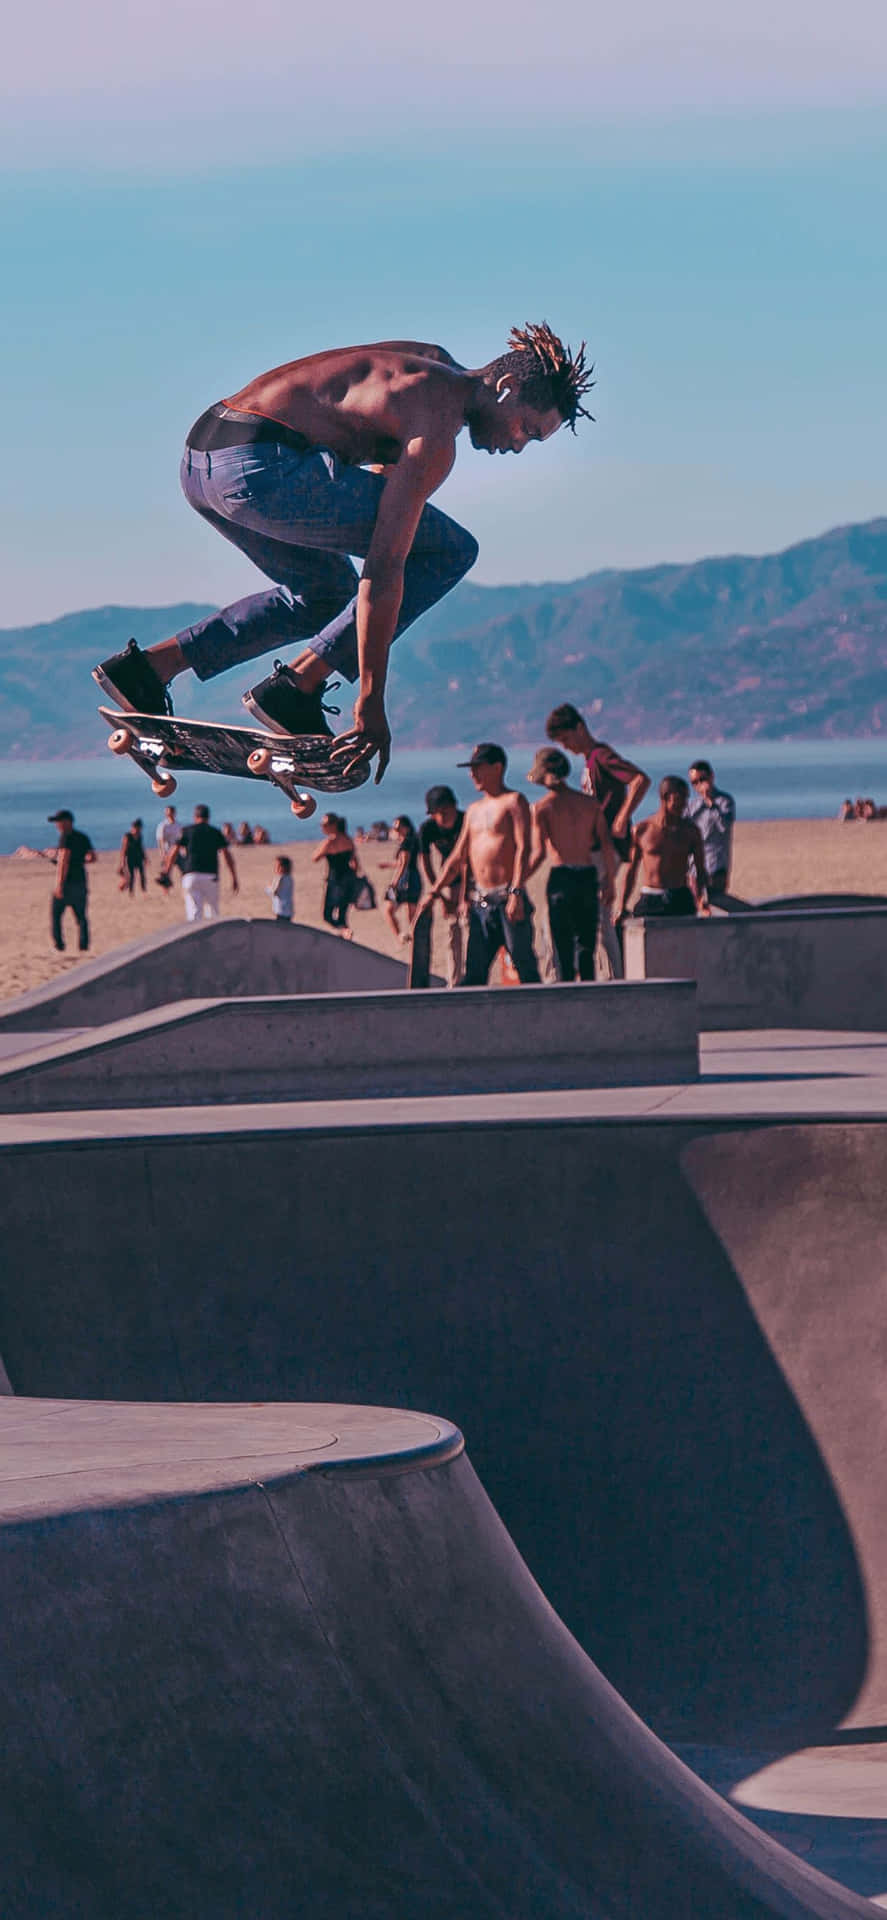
532,785,615,880
94,324,594,786
228,342,468,471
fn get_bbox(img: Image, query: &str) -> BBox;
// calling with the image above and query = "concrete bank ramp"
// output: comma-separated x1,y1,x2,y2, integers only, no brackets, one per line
0,980,698,1108
0,918,409,1034
0,1397,872,1920
624,905,887,1030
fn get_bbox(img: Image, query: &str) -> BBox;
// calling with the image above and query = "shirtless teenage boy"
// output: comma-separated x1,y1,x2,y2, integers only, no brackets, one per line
545,703,649,975
427,743,540,986
618,777,711,920
526,747,617,981
93,327,594,784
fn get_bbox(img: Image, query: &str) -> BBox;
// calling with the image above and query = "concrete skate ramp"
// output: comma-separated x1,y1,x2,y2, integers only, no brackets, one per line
0,917,408,1033
0,980,697,1108
0,1113,884,1769
0,1397,873,1920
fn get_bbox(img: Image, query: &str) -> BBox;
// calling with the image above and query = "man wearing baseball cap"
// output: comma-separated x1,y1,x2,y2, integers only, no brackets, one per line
48,809,95,952
427,743,540,985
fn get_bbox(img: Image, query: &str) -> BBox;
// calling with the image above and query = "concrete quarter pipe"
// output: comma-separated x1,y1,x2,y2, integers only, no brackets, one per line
0,1399,874,1920
1,1099,886,1907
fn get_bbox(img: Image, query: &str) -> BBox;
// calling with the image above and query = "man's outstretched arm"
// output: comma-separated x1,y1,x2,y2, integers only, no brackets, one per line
332,431,457,783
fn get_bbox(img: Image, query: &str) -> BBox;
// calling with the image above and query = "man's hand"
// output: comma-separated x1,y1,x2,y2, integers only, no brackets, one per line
504,890,526,924
331,693,391,784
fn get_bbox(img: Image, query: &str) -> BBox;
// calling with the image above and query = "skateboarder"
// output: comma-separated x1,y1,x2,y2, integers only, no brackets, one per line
617,778,711,920
426,744,540,986
92,327,594,784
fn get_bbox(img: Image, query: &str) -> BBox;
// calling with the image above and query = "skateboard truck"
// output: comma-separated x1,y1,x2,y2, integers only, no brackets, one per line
108,726,177,797
247,747,316,818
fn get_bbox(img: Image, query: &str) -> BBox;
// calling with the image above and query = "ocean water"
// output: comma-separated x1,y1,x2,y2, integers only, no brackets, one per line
2,739,887,856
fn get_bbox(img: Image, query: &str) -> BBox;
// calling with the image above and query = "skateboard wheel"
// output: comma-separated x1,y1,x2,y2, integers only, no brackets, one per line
248,747,273,775
291,794,317,819
108,729,133,756
151,775,177,798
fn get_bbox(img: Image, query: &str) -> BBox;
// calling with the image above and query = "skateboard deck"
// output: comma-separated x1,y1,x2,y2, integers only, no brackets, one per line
99,708,370,809
408,898,434,989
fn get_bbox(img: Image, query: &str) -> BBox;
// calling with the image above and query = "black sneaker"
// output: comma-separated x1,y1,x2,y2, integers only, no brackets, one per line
92,638,174,715
241,662,338,736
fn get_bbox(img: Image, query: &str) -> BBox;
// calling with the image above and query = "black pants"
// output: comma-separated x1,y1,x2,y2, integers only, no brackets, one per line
124,858,146,893
323,877,351,930
634,887,695,918
546,866,599,981
52,881,89,951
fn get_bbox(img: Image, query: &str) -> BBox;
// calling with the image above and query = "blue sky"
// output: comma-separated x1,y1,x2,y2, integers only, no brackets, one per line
2,1,885,625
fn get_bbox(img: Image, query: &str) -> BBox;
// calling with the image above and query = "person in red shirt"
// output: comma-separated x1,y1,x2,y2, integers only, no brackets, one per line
545,703,650,976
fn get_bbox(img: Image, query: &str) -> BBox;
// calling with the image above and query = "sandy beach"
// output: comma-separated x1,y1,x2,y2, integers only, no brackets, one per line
3,818,887,1005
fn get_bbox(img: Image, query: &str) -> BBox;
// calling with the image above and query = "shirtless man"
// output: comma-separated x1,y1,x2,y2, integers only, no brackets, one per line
545,702,650,977
93,327,594,784
426,743,540,986
526,747,617,981
617,777,711,920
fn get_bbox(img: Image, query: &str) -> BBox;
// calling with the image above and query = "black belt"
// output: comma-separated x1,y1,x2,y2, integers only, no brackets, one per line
185,401,315,454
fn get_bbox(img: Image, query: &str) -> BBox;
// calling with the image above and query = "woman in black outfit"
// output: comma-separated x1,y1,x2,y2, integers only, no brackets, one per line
312,813,357,936
119,818,147,893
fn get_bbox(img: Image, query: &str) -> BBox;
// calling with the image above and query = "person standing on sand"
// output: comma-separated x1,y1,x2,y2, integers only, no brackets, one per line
382,816,423,945
426,743,540,986
526,748,617,982
545,703,649,976
313,814,358,937
266,854,294,924
118,818,147,894
162,802,239,922
686,759,740,908
618,777,710,920
48,809,95,953
92,326,595,784
419,785,467,989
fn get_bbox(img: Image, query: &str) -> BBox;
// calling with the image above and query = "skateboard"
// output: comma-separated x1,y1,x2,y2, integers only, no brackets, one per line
408,898,434,989
99,709,370,815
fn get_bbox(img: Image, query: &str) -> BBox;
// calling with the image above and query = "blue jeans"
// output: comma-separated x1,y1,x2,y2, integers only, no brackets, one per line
461,891,540,987
174,443,479,684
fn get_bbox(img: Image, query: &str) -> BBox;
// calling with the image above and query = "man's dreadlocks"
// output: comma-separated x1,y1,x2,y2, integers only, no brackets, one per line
485,322,595,432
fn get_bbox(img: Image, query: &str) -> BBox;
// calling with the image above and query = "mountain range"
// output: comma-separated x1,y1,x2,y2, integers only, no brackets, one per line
2,516,886,758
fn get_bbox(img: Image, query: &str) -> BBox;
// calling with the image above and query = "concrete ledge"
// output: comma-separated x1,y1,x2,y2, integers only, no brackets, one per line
0,917,410,1033
624,907,887,1031
0,980,698,1110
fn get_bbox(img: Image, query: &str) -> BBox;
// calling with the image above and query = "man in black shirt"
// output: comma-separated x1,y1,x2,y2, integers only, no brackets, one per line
419,785,467,988
48,809,95,952
162,803,239,921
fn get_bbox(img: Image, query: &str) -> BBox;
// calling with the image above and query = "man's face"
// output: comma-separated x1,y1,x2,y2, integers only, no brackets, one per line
471,763,502,794
549,725,583,756
663,789,687,823
431,805,457,831
690,770,713,801
470,384,563,456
